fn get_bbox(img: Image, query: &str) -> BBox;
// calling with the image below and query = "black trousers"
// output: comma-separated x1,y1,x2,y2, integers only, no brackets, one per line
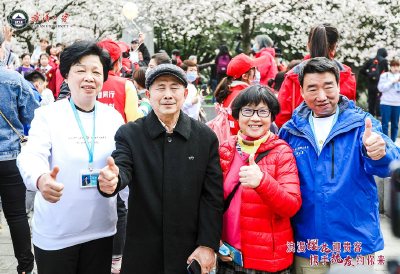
368,84,381,117
34,236,114,274
113,194,127,256
0,160,34,274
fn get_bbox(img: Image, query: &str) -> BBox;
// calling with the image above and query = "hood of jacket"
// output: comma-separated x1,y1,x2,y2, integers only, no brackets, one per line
377,48,388,58
256,47,275,58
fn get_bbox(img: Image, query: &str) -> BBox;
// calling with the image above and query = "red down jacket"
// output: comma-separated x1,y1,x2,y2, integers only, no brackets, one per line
255,47,278,86
275,55,356,128
219,133,301,272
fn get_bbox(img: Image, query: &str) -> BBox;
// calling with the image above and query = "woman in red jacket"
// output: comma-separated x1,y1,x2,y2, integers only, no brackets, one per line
217,85,301,274
253,35,278,86
275,23,356,129
214,53,267,135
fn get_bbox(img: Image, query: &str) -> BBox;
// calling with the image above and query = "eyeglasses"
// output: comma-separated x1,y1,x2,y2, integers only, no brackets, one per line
240,108,271,118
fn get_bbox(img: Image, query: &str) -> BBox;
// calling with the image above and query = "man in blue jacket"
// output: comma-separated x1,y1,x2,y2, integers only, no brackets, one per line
279,57,400,274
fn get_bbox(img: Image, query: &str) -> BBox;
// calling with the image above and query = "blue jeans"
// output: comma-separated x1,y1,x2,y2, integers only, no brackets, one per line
380,104,400,142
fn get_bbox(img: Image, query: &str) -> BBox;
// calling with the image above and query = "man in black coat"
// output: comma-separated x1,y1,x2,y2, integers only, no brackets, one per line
360,48,389,117
98,64,224,274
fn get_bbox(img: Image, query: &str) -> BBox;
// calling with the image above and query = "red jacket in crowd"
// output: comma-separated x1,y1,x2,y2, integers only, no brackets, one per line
274,55,356,128
255,48,278,86
176,56,182,67
36,66,57,97
98,71,128,122
55,68,64,99
219,134,301,272
49,55,59,69
222,81,250,135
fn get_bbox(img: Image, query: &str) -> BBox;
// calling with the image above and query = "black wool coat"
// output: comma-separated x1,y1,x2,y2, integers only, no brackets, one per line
100,110,224,274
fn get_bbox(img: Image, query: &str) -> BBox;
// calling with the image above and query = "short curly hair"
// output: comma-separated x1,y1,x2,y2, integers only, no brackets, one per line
59,40,112,82
231,85,281,122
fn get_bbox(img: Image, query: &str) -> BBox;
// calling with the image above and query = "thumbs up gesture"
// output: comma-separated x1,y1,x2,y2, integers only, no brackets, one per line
98,156,119,194
37,166,64,203
362,118,386,160
238,154,264,188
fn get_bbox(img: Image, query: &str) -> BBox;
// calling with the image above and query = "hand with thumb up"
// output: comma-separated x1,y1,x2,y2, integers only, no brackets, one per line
238,154,264,188
362,117,386,160
98,156,119,194
37,166,64,203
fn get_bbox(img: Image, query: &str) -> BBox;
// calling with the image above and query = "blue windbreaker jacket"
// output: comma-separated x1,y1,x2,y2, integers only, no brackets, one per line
279,95,400,259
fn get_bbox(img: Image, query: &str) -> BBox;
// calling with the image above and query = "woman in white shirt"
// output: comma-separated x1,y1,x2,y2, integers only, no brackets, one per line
31,38,49,67
17,41,124,274
378,59,400,142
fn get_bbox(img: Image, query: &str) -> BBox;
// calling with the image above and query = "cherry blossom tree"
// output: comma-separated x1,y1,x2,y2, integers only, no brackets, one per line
2,0,399,68
137,0,400,66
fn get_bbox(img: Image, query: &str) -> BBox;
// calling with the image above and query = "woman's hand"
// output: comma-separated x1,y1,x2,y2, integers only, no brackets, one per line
37,166,64,203
217,240,232,262
239,154,263,188
217,253,233,262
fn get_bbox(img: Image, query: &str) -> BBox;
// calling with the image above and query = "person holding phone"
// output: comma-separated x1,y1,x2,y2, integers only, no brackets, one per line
97,64,224,274
181,60,210,120
217,85,301,273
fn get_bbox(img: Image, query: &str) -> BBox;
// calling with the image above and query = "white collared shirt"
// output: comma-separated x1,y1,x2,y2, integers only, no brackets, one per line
158,117,178,133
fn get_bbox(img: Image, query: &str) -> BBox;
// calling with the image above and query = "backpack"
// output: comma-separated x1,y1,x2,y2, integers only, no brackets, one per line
368,59,381,82
217,55,230,74
206,102,233,144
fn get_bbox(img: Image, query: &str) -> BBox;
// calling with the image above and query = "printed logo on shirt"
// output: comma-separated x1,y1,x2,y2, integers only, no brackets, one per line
292,146,310,157
68,136,107,145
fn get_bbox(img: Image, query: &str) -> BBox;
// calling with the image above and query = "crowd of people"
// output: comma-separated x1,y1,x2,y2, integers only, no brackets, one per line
0,20,399,274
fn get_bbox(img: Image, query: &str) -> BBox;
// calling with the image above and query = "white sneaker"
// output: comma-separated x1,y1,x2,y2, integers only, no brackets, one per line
111,257,122,274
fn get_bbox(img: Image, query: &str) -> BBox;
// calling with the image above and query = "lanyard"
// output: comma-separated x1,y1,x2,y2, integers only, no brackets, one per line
70,97,97,171
309,105,339,155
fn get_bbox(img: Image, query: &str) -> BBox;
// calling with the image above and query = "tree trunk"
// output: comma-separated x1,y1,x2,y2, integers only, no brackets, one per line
241,4,251,55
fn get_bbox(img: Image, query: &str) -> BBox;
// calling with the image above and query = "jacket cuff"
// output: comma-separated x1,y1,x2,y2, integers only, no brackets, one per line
30,169,49,192
97,174,122,198
196,239,220,253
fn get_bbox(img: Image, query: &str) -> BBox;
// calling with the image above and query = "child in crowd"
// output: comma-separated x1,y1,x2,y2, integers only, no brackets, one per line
15,53,34,76
35,53,56,98
40,78,55,106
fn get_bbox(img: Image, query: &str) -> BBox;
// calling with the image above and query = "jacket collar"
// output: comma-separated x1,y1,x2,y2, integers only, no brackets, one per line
230,80,249,88
146,110,191,140
108,71,117,77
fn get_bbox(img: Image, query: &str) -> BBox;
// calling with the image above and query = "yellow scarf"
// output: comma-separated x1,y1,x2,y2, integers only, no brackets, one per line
237,130,270,155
